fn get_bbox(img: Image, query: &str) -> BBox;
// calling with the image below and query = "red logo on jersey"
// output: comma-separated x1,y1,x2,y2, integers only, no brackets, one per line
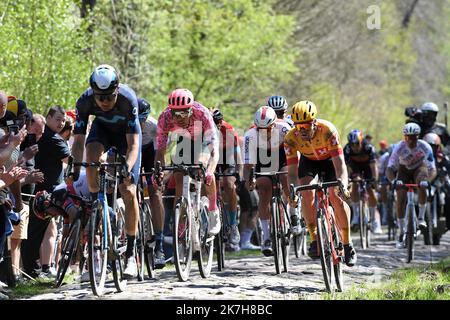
315,147,328,156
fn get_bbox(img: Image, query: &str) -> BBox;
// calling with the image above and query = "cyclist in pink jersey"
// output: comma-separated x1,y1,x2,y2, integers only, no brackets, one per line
154,89,221,235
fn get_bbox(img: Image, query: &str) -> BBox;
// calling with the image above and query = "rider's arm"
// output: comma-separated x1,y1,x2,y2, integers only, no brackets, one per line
386,167,396,182
125,133,140,173
331,153,349,190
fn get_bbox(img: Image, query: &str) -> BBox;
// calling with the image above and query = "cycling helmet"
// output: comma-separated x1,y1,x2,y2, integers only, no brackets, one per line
212,109,224,124
168,89,194,110
89,64,119,94
423,132,441,146
138,98,151,121
33,191,53,220
291,100,317,123
379,139,388,149
348,129,363,144
267,95,288,111
403,122,421,135
421,102,439,113
254,106,277,128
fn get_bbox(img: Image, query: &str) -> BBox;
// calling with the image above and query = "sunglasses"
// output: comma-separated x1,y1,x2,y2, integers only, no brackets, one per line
405,135,418,140
295,121,313,130
171,108,192,118
94,92,117,102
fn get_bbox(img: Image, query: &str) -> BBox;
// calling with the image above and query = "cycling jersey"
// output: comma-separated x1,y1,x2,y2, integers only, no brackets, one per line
218,120,240,165
388,140,435,171
54,171,90,199
243,121,290,171
343,141,376,167
284,119,343,163
141,116,157,148
156,101,218,153
74,84,140,135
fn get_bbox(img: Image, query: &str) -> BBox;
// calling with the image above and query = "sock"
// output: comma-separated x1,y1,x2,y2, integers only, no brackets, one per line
351,202,360,223
228,211,237,226
418,204,426,221
241,229,252,245
155,231,164,252
307,223,317,241
41,264,49,273
398,218,406,234
369,206,376,222
90,192,98,201
126,234,136,258
261,219,270,242
381,203,388,221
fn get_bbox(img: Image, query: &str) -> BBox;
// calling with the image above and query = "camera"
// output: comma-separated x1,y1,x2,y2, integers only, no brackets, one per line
404,106,422,123
6,120,19,135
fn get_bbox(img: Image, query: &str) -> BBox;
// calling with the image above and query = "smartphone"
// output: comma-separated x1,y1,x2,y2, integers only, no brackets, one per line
8,125,19,135
26,133,37,146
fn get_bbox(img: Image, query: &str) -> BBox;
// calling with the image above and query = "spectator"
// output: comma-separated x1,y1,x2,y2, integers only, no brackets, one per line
21,106,70,278
378,140,389,157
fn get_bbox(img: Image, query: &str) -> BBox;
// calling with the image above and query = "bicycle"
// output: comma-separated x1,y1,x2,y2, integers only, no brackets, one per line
290,180,346,292
350,178,372,249
250,169,291,274
155,161,214,281
424,168,448,245
396,182,420,263
385,183,398,241
54,192,92,288
214,169,240,271
67,147,131,296
137,169,156,280
292,215,308,258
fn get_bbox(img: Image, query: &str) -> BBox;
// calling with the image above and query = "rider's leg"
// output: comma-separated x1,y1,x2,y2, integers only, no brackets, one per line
415,167,429,226
380,184,389,224
368,186,382,233
350,181,360,226
256,176,272,244
329,188,351,245
85,142,104,198
223,175,238,225
299,176,316,239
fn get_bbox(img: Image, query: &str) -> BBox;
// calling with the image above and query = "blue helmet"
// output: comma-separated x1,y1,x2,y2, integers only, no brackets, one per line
348,129,363,144
138,98,151,122
267,95,288,111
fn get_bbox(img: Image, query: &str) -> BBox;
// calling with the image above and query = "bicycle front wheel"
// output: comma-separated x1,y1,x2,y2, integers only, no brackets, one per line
88,202,109,296
142,201,156,279
317,210,333,292
173,198,193,282
279,202,290,273
271,198,282,275
359,202,367,249
55,218,81,288
198,198,214,278
215,199,226,271
111,204,128,292
331,222,343,292
406,205,415,263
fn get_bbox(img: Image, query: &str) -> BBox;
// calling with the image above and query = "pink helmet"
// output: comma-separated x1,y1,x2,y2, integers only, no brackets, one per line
168,89,194,110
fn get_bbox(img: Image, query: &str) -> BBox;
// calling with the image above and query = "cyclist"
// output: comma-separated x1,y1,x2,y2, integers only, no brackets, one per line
137,98,166,268
386,123,437,248
419,102,450,154
154,88,221,237
267,95,294,128
344,129,382,234
211,108,242,250
378,140,389,158
243,106,294,256
71,64,142,278
378,143,396,225
284,100,357,267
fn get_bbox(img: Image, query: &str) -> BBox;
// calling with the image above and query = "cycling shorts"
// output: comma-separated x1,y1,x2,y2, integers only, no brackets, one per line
298,156,336,182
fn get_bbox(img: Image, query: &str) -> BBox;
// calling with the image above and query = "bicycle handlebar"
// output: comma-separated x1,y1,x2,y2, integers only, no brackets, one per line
290,180,345,201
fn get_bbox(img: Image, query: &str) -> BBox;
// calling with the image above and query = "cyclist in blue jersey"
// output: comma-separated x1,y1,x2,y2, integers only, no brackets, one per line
71,64,142,279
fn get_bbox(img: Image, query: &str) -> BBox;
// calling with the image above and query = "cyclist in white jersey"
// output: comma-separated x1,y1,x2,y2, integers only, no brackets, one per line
386,123,436,248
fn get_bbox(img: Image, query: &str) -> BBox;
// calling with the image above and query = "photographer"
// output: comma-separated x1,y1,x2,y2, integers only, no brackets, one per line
405,103,450,155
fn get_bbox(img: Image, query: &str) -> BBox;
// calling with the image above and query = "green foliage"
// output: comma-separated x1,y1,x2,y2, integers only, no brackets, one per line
323,258,450,300
90,0,297,122
0,0,92,115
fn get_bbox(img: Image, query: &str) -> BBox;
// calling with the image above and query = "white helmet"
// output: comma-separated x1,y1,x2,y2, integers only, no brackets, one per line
90,64,119,93
254,106,277,128
423,132,441,146
421,102,439,113
403,122,421,136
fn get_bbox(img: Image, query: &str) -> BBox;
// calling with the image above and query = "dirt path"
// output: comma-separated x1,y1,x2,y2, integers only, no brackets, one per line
26,230,450,300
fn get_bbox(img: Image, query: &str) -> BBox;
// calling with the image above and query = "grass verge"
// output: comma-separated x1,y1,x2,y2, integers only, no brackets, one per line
323,258,450,300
